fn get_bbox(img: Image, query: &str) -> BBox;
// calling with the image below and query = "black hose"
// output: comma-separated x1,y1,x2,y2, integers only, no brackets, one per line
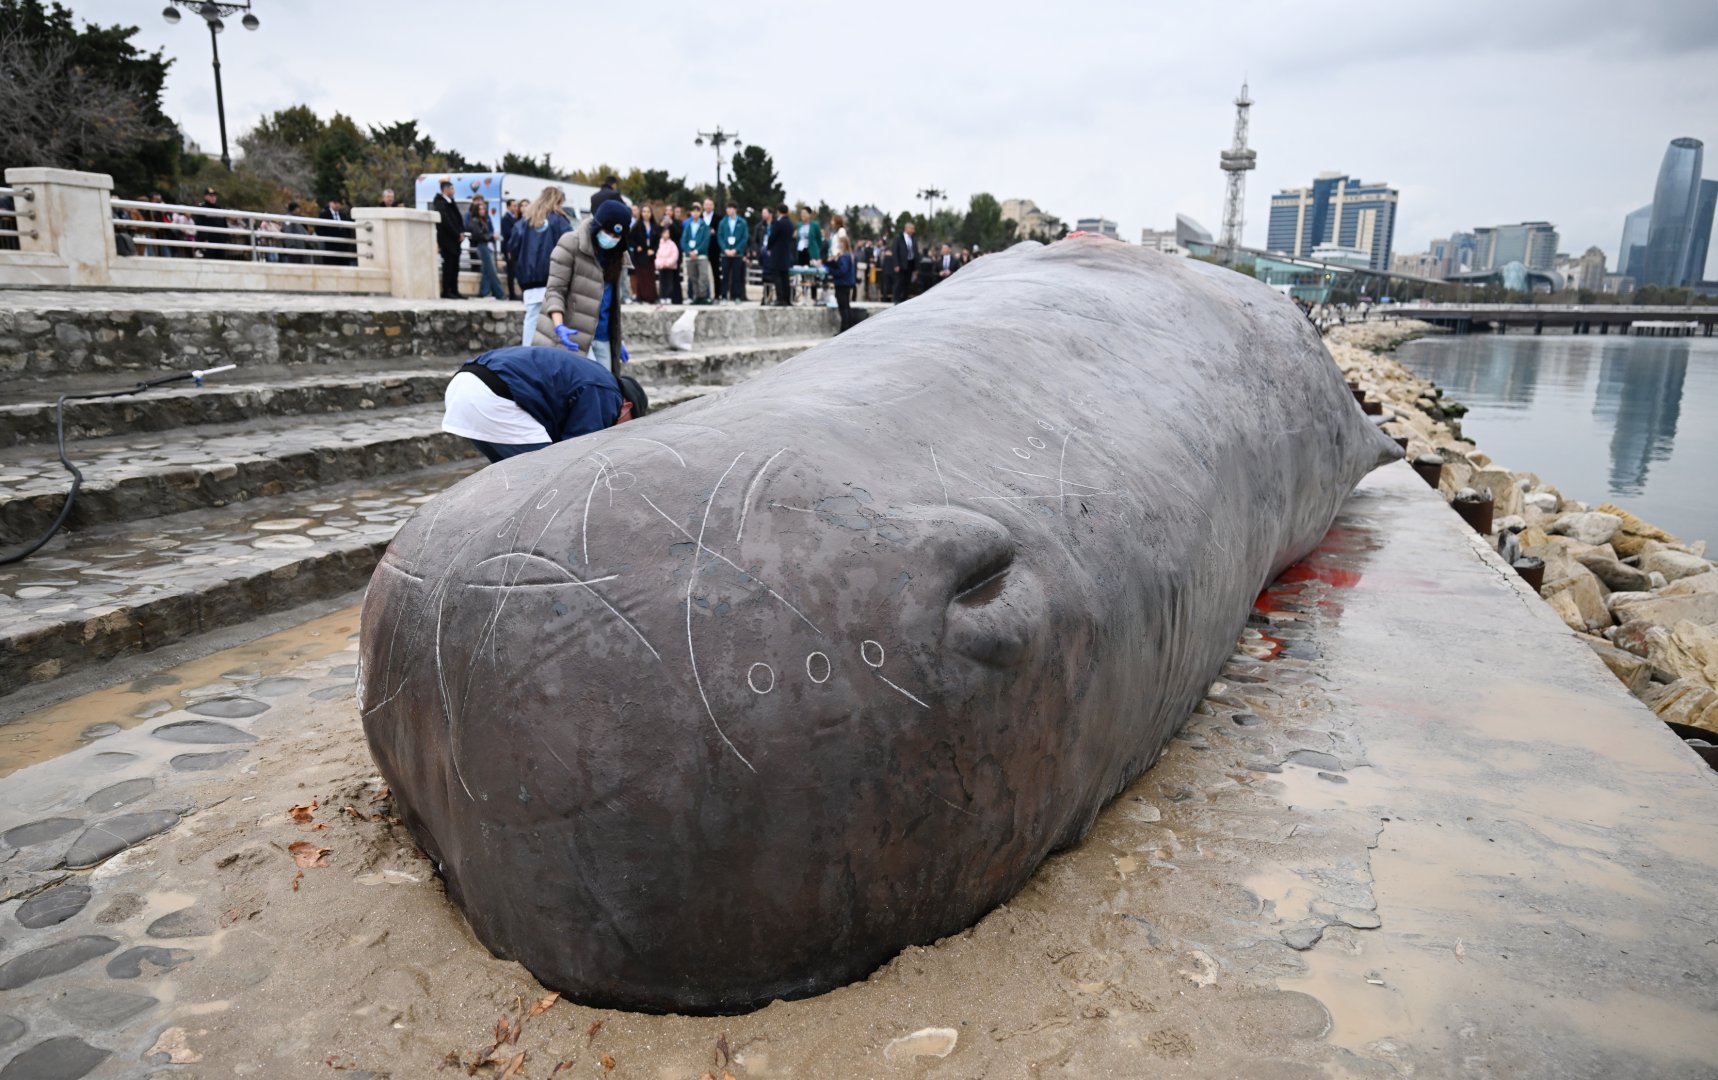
0,370,215,566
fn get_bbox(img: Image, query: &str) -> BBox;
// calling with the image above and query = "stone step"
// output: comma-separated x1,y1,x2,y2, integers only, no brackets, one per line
0,339,820,446
0,406,478,542
0,462,476,697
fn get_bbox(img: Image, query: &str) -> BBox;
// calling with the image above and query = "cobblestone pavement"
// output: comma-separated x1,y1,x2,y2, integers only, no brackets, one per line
0,465,1714,1077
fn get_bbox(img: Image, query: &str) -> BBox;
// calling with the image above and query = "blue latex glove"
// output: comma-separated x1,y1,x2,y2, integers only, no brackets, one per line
554,324,581,352
618,345,629,363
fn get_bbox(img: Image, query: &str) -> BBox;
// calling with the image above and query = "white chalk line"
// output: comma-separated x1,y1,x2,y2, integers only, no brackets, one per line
688,452,756,772
875,672,931,709
973,492,1120,502
929,443,950,507
640,493,823,636
927,788,977,816
987,464,1105,491
734,446,788,548
619,436,686,467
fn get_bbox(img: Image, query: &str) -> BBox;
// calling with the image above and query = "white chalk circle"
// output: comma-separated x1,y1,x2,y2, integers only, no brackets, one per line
1012,447,1030,459
1038,419,1055,430
534,489,559,510
1028,436,1047,449
496,517,516,538
806,651,832,684
861,640,885,668
747,663,775,694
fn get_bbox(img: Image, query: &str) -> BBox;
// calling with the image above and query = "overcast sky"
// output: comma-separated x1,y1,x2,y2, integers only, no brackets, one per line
70,0,1718,276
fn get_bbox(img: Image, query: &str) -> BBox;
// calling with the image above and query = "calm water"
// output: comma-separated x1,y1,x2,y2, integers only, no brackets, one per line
1394,334,1718,546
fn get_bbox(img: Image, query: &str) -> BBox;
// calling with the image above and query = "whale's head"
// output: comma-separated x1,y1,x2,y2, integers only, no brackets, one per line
358,415,1118,1012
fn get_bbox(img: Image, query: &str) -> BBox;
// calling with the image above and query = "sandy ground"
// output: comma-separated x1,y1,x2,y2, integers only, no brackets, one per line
4,468,1717,1080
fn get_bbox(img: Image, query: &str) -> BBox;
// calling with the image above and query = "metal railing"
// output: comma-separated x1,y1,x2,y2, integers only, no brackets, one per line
0,185,34,248
108,197,373,265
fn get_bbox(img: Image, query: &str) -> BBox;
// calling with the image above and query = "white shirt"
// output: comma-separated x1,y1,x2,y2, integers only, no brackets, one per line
442,371,550,445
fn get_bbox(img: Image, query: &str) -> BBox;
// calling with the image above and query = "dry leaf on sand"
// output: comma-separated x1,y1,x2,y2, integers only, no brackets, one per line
288,841,331,868
528,992,559,1017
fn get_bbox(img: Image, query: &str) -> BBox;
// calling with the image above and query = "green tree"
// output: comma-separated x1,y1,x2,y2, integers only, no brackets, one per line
500,152,568,179
311,113,365,204
0,0,180,192
727,144,784,216
249,104,326,150
620,168,694,207
956,193,1015,254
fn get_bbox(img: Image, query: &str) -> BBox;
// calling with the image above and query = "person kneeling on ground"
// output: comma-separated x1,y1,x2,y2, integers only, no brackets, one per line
441,345,646,462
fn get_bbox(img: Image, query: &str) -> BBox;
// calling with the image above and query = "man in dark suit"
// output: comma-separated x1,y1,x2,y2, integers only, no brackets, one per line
590,175,620,214
317,196,358,267
934,243,958,287
766,204,796,307
890,223,918,304
431,180,464,298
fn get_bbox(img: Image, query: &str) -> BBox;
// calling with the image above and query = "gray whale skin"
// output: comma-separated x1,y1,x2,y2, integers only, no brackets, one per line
358,236,1400,1013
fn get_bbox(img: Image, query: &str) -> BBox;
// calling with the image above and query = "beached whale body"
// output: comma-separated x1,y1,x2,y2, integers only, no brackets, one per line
358,237,1399,1013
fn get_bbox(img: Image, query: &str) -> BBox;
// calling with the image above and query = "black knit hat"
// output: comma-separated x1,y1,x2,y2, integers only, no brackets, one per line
592,197,632,238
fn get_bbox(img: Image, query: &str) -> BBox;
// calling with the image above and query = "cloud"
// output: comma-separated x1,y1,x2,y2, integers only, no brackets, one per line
63,0,1718,270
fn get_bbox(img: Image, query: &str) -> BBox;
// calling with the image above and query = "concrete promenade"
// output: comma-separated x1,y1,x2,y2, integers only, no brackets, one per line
1,462,1712,1077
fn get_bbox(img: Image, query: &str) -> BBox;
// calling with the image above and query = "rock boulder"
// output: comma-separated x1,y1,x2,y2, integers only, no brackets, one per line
1548,512,1623,547
1642,549,1713,584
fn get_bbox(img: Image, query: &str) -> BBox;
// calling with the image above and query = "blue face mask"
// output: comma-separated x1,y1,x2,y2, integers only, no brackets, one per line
597,230,621,250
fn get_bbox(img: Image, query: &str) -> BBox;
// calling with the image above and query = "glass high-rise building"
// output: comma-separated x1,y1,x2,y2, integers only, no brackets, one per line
1685,179,1717,285
1641,137,1704,287
1618,204,1653,283
1266,173,1399,271
1472,222,1559,272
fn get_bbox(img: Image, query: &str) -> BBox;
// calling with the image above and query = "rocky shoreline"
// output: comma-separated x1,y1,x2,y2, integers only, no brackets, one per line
1330,321,1718,741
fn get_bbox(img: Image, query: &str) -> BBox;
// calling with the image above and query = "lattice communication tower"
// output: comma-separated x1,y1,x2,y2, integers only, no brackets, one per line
1219,80,1256,251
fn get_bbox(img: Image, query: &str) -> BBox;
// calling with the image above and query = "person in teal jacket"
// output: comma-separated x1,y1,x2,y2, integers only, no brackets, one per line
682,205,713,304
796,207,824,300
716,203,750,303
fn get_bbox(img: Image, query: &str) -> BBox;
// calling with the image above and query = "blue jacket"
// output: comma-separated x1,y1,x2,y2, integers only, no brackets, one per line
469,346,621,443
825,252,855,286
715,215,749,258
505,213,572,289
681,216,710,257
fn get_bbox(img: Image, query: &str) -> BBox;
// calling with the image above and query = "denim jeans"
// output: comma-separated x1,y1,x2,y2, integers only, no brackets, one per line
470,438,550,463
476,245,505,300
521,299,541,346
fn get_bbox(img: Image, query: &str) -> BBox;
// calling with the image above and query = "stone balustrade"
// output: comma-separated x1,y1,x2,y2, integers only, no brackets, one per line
0,167,439,299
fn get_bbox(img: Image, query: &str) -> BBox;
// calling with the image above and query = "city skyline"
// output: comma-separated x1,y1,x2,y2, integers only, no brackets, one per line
60,0,1718,277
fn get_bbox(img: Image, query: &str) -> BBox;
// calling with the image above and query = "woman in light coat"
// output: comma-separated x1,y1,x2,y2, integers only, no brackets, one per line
532,197,634,368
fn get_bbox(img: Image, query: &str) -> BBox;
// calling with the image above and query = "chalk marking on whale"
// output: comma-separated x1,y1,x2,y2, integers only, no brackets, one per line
620,436,687,467
734,446,789,548
687,452,756,772
928,444,951,507
640,491,823,636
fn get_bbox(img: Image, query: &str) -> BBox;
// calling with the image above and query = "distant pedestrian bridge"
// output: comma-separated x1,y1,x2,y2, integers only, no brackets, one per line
1389,303,1718,337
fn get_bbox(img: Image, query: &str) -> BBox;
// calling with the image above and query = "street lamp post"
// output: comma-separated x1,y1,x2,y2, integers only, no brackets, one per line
694,125,741,209
917,187,946,223
163,3,261,171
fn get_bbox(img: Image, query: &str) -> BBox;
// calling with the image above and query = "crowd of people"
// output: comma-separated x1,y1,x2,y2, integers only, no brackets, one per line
110,186,364,263
428,177,985,333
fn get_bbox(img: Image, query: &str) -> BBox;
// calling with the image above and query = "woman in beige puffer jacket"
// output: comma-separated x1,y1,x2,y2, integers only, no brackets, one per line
532,197,634,365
